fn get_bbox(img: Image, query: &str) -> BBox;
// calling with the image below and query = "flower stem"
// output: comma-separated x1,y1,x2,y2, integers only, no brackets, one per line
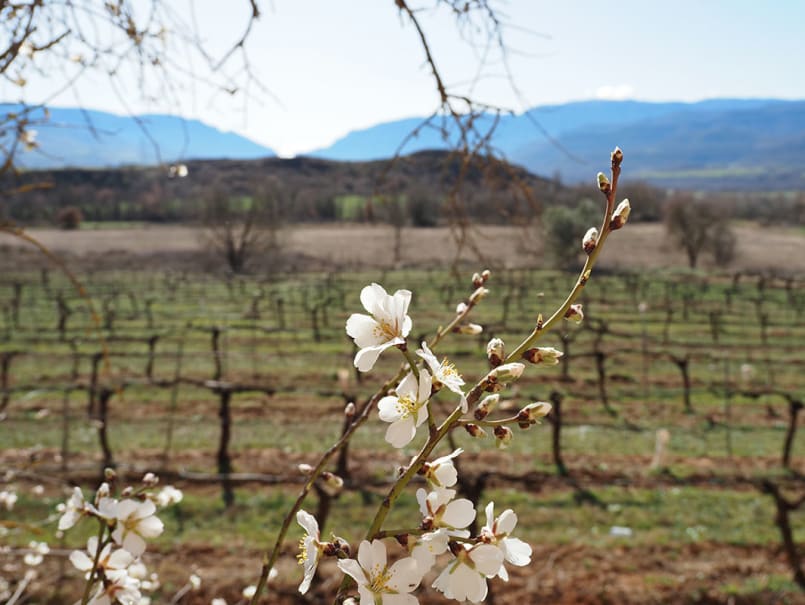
79,520,108,605
507,154,622,361
249,370,403,605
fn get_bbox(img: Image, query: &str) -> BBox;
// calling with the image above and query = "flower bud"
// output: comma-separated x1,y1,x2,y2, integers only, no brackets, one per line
344,402,356,418
472,272,484,288
469,287,489,305
474,394,500,420
455,323,483,335
490,362,524,382
96,482,110,500
298,463,314,475
331,536,351,557
481,269,491,281
609,199,631,230
320,471,344,496
121,486,134,498
517,401,552,428
564,304,584,324
481,362,524,393
523,347,563,366
582,227,599,254
611,146,623,165
103,467,117,482
464,423,487,438
456,302,468,314
597,172,611,195
494,426,513,449
486,338,505,367
142,472,159,486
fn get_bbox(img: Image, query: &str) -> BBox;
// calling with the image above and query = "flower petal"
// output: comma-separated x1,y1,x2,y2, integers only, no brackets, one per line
337,558,367,586
346,314,384,348
378,396,403,422
503,537,532,566
354,344,388,372
442,498,476,530
385,418,416,448
360,283,389,316
296,510,319,537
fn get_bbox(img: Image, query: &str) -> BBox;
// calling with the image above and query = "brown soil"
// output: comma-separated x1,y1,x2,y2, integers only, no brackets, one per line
4,541,802,605
3,223,804,273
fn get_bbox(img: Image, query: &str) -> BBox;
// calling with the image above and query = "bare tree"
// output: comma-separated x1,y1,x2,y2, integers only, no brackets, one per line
665,193,736,268
202,178,286,273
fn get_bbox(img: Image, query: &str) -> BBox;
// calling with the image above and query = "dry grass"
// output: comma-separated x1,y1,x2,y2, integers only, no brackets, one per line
5,222,804,273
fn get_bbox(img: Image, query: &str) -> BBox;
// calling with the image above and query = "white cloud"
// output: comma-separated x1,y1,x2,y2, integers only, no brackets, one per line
594,84,635,100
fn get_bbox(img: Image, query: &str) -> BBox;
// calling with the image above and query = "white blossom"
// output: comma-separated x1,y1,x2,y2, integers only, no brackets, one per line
296,510,323,594
0,489,17,511
432,543,503,603
58,486,87,530
423,449,463,489
410,528,450,573
154,486,183,508
111,499,164,557
346,283,412,372
416,342,465,398
87,574,142,605
70,536,134,580
377,370,432,448
480,502,532,580
416,488,475,538
337,539,421,605
24,541,49,566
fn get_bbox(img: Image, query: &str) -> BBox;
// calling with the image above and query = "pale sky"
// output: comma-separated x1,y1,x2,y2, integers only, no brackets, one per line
7,0,805,157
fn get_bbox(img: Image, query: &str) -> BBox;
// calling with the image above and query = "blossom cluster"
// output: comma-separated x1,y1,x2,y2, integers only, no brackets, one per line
55,472,183,605
297,448,531,603
301,280,561,602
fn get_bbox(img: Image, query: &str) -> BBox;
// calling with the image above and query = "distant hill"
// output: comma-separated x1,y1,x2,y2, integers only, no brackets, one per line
2,105,274,168
312,99,805,190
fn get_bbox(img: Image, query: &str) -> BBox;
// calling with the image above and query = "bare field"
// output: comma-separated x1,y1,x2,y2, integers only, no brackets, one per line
4,222,804,273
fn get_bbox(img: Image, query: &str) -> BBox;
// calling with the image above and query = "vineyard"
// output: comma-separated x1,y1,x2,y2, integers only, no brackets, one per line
1,264,804,604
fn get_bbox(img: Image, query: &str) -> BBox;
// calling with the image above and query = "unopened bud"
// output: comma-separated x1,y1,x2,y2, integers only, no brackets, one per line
597,172,611,195
481,269,491,281
464,423,487,438
517,402,552,428
96,482,110,500
331,536,351,557
474,394,500,420
456,302,468,315
472,272,484,288
490,362,524,383
455,323,483,335
486,338,505,368
103,468,117,482
469,287,489,305
564,304,584,324
611,146,623,166
523,347,563,366
609,199,631,230
582,227,599,254
121,486,134,497
493,426,513,449
320,472,344,496
142,472,159,486
344,402,356,418
298,463,314,475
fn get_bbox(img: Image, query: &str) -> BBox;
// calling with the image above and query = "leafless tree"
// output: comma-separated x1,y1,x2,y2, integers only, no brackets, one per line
665,193,736,268
202,178,286,273
1,0,262,178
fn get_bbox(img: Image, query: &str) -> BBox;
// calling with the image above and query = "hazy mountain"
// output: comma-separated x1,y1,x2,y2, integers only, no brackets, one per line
312,99,805,190
3,105,274,168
